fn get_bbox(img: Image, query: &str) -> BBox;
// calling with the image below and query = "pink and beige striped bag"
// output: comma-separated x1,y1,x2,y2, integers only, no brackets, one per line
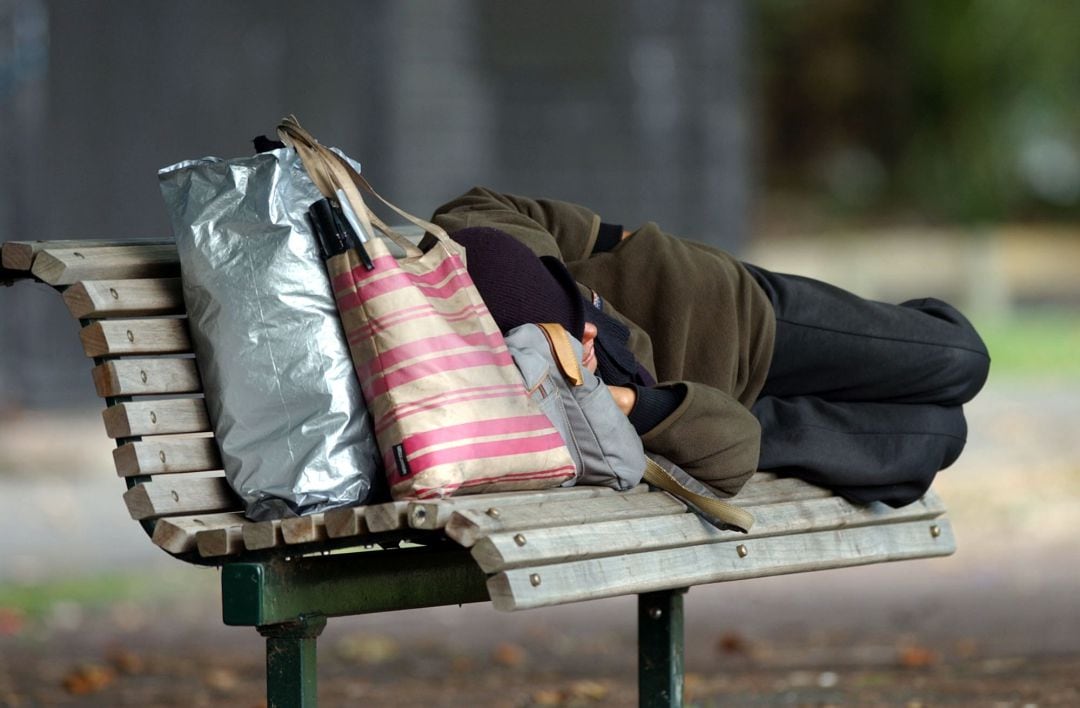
279,117,576,499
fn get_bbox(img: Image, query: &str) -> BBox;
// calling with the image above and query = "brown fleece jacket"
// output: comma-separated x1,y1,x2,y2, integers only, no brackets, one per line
433,187,776,496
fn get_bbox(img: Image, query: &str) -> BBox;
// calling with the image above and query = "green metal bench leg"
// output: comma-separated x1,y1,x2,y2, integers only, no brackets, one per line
638,588,687,708
258,614,328,708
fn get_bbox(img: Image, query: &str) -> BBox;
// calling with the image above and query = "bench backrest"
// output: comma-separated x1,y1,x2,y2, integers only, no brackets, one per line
4,239,681,566
3,240,246,561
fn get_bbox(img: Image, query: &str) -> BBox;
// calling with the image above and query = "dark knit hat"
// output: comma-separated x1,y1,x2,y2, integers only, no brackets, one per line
450,227,586,339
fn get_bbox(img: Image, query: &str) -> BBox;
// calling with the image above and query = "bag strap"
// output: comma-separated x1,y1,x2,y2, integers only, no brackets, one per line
536,323,584,386
536,322,754,531
643,458,755,532
277,116,449,259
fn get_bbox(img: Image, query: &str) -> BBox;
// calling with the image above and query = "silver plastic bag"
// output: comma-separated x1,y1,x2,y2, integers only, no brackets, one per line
158,147,381,520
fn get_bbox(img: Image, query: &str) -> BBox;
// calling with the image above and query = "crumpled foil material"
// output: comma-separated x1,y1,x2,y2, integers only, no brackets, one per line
159,147,381,520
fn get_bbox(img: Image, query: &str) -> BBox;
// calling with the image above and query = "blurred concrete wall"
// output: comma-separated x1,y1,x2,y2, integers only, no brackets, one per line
0,0,748,408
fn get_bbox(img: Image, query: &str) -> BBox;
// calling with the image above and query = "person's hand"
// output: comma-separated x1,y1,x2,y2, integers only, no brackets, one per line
607,385,637,416
621,229,634,241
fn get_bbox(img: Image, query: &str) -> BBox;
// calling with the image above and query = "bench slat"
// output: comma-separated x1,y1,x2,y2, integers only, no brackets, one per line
124,476,241,520
739,472,778,488
31,244,179,285
282,514,328,545
64,278,183,318
102,399,210,438
80,319,191,357
1,239,173,271
243,520,284,550
113,438,220,476
242,512,355,553
445,492,687,548
364,501,413,533
407,485,639,531
732,476,834,505
92,358,201,397
197,526,245,558
152,512,248,554
488,518,956,611
470,492,947,573
324,506,368,539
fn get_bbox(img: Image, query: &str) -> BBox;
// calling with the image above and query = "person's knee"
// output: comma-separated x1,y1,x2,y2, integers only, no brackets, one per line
938,407,968,469
905,298,990,403
953,329,990,403
938,336,990,403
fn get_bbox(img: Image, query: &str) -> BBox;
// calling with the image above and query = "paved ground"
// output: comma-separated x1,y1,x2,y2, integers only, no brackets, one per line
1,374,1079,705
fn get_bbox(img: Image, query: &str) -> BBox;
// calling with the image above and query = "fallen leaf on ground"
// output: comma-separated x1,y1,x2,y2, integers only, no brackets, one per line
716,631,751,655
105,645,144,675
61,664,116,695
898,645,939,668
530,688,564,705
204,667,241,692
0,607,26,637
492,642,527,667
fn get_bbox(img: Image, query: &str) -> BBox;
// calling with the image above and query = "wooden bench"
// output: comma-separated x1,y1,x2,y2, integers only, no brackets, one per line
1,239,956,707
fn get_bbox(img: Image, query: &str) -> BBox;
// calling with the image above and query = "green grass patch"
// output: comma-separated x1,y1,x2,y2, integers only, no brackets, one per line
0,568,214,619
973,309,1080,378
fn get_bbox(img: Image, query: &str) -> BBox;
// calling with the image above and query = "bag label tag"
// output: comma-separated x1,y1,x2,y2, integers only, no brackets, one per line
393,443,412,478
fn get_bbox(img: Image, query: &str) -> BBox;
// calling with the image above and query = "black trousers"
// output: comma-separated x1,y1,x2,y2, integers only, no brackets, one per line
744,265,990,507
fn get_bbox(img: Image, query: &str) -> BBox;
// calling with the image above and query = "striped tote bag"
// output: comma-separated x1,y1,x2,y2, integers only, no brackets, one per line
280,117,576,499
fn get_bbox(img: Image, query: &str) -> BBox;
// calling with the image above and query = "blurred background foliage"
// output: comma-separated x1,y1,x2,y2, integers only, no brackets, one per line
756,0,1080,225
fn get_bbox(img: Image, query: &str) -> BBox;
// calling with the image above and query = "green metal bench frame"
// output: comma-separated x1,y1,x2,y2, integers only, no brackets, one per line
220,549,686,708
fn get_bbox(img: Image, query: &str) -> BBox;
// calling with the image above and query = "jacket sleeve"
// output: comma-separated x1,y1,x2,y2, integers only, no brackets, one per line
640,382,760,498
432,186,601,262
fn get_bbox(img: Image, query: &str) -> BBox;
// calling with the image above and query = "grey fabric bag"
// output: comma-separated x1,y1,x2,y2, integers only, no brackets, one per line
505,322,755,531
158,147,382,520
505,323,646,491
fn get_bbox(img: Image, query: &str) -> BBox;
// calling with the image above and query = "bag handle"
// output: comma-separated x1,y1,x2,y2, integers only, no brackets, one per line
643,458,755,532
276,116,406,254
536,323,584,386
277,116,449,259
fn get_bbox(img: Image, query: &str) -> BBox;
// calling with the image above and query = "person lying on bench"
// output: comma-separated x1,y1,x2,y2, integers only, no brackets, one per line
433,187,990,508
